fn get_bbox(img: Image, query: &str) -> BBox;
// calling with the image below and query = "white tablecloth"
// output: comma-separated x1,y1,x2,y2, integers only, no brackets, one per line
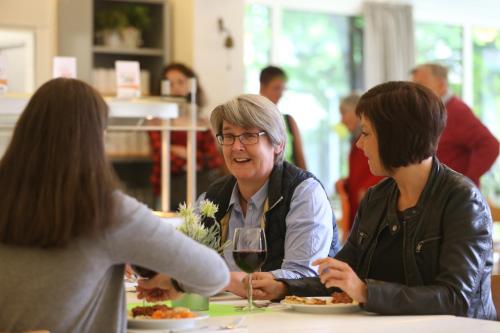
126,291,500,333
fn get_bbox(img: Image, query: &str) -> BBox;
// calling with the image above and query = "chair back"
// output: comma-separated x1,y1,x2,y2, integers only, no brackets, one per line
492,274,500,320
335,180,351,242
488,200,500,223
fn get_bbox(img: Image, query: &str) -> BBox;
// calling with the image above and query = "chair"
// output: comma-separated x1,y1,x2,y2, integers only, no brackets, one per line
488,200,500,223
335,179,351,242
492,274,500,320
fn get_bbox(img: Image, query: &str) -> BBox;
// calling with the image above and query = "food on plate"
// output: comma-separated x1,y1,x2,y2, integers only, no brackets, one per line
330,291,353,304
129,304,196,319
283,292,353,305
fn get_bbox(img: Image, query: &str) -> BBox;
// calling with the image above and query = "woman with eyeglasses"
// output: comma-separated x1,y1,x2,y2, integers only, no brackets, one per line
164,94,340,297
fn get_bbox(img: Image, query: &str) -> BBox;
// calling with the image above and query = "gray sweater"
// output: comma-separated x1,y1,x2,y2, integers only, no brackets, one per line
0,192,230,333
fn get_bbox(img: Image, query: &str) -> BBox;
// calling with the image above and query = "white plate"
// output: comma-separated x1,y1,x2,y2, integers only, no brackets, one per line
281,297,360,314
128,312,208,330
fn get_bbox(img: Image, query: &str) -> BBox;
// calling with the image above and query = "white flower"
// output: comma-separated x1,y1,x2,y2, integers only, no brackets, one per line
176,200,224,252
199,199,219,219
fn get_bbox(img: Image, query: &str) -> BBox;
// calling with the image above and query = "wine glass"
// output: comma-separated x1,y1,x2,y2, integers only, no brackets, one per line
232,227,267,311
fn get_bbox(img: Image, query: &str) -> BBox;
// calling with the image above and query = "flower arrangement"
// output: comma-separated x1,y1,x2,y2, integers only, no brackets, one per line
177,200,225,252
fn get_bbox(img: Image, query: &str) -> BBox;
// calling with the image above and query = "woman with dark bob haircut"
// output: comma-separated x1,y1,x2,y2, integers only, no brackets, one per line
249,81,496,320
0,78,229,332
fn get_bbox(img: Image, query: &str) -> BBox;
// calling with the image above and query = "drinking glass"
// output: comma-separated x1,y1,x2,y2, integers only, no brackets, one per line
232,227,267,311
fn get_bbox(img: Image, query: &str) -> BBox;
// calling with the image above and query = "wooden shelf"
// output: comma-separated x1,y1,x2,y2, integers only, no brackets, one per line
93,46,163,56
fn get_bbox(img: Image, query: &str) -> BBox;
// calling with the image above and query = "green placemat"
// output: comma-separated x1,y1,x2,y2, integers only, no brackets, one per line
208,303,273,317
127,301,272,317
127,300,172,311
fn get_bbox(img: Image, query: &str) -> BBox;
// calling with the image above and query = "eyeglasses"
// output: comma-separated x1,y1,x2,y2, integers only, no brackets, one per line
216,131,267,146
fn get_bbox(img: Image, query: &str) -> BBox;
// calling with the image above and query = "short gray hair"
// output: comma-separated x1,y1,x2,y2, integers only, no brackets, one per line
340,93,361,109
411,63,449,81
210,94,286,164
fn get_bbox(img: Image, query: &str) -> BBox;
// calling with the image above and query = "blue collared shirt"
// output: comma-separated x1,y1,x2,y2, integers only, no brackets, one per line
196,177,333,279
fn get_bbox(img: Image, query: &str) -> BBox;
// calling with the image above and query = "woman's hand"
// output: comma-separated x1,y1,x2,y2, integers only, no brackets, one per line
249,272,287,300
136,274,183,302
313,258,367,303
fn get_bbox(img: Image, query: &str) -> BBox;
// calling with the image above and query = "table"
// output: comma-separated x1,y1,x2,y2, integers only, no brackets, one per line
127,292,500,333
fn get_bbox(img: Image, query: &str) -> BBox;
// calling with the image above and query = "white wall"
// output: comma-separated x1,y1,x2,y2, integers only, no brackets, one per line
0,0,57,89
169,0,195,64
193,0,245,114
0,29,35,92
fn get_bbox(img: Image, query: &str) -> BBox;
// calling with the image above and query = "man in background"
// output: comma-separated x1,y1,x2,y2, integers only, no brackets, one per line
412,63,499,186
259,66,307,170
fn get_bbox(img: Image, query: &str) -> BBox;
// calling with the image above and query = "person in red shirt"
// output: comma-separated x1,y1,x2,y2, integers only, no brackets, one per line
336,94,383,239
149,63,224,210
412,63,499,187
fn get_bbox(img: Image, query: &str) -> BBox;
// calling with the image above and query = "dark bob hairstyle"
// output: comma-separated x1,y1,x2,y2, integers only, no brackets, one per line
356,81,446,172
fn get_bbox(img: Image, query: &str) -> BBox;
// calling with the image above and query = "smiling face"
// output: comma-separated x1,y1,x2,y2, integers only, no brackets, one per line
356,116,387,177
221,121,281,187
165,69,190,97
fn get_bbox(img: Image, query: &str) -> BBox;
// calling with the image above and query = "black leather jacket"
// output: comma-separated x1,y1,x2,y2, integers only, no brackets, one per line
283,158,496,320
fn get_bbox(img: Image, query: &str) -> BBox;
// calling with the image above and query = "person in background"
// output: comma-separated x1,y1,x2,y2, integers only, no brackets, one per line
198,94,339,297
0,78,229,333
336,93,384,240
248,81,496,320
412,63,499,187
259,66,307,170
149,63,224,211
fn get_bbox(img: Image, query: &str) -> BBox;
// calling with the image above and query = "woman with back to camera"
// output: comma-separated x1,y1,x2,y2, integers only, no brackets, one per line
249,81,496,320
0,78,229,333
149,63,224,210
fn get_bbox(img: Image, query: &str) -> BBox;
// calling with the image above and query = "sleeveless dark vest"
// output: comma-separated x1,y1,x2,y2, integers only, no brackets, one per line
202,161,339,272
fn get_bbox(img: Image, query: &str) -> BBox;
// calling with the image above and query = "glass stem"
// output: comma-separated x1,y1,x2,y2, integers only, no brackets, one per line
247,272,253,311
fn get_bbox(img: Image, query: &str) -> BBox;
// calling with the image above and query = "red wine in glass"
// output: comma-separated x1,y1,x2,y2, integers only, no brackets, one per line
232,228,267,311
233,250,267,273
131,265,157,279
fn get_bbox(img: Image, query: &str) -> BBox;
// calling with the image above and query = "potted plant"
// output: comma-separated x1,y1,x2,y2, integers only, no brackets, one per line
95,8,128,47
95,5,151,48
122,5,151,48
172,200,227,311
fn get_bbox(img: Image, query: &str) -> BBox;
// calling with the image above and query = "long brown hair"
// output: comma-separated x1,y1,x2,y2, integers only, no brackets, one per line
0,78,118,248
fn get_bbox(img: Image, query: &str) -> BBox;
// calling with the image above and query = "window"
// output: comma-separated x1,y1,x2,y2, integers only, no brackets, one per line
244,3,272,93
415,23,463,96
473,28,500,132
245,2,499,201
473,27,500,202
244,4,360,190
